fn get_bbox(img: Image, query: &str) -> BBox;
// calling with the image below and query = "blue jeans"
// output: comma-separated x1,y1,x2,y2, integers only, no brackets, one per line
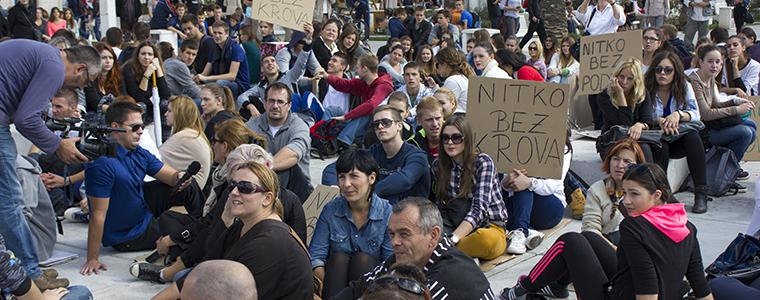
709,122,756,161
62,286,93,300
505,190,565,233
217,80,242,99
337,116,370,146
0,124,41,278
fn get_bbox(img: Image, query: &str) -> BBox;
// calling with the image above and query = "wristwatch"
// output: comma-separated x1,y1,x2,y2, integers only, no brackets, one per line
450,234,460,245
528,178,539,191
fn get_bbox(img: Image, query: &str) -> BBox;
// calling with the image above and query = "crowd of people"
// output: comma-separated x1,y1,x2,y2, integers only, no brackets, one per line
1,0,760,299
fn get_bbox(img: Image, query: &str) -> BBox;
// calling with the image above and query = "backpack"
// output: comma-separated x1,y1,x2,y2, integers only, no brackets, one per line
681,146,740,197
309,119,346,160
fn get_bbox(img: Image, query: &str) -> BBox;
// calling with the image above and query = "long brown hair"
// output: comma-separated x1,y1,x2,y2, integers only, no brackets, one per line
94,43,123,97
127,42,164,83
338,24,360,64
168,95,207,140
435,46,475,78
202,83,238,115
644,51,688,110
415,45,436,76
435,115,478,201
559,36,577,69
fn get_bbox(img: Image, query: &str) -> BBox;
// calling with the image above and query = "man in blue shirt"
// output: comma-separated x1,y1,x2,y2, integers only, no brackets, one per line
81,102,193,276
195,20,250,98
0,40,98,289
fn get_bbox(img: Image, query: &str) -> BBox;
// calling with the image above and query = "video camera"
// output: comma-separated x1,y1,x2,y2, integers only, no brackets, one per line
45,114,126,160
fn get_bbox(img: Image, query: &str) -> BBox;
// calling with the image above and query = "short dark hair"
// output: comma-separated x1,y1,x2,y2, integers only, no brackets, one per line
373,104,404,121
134,22,151,41
181,13,197,25
403,61,421,73
211,21,230,33
436,10,451,19
264,82,292,103
54,88,78,107
105,101,143,125
332,52,349,67
105,27,123,48
180,39,199,51
335,148,379,178
394,7,406,17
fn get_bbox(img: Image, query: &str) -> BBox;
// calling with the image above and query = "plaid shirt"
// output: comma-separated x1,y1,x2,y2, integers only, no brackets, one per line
435,153,509,227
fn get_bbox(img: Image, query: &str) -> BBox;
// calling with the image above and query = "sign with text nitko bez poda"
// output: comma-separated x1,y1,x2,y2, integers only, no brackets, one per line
578,30,642,95
250,0,316,31
467,78,569,179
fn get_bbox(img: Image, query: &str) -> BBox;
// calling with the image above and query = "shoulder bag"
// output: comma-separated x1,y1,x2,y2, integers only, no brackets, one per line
706,233,760,284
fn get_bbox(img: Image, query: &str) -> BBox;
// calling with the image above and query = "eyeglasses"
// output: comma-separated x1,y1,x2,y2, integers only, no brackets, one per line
371,118,397,129
123,123,144,132
643,36,660,42
440,133,464,144
210,136,221,144
227,180,267,195
654,66,674,75
366,277,424,296
528,47,538,51
266,99,289,106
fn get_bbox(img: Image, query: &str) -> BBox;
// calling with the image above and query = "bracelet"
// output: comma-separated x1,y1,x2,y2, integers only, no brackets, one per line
677,110,684,120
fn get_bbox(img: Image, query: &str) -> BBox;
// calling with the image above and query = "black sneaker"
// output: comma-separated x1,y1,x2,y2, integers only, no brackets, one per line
737,169,750,181
536,282,570,298
129,262,164,283
500,276,529,300
734,183,748,193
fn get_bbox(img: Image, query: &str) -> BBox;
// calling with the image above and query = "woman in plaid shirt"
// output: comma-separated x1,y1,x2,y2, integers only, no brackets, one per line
432,115,509,261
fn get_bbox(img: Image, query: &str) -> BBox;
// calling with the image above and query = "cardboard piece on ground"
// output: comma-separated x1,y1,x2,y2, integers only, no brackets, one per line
743,96,760,160
576,129,601,140
466,78,570,179
303,185,340,244
578,30,642,95
39,250,78,267
479,218,572,273
249,0,315,31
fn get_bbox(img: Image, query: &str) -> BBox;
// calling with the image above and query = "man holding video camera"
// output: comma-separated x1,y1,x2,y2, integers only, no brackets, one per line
0,39,100,289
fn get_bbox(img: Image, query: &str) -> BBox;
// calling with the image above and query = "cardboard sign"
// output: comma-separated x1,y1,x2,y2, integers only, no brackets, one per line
302,185,340,244
578,30,642,95
743,96,760,160
249,0,315,31
466,77,570,179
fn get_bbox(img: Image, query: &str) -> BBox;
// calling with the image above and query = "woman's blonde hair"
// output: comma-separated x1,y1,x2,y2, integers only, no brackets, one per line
215,118,267,152
233,161,283,218
607,58,646,109
528,39,544,60
169,96,206,138
433,88,457,119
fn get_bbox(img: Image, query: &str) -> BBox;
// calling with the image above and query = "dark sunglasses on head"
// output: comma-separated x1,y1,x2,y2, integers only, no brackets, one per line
654,66,674,75
366,277,424,296
227,180,267,195
371,118,397,129
440,133,464,144
625,164,658,186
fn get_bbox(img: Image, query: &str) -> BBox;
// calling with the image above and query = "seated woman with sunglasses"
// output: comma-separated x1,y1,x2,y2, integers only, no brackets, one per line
362,264,431,300
597,59,655,162
500,163,714,300
310,149,393,299
432,115,509,261
676,45,744,213
165,162,313,300
583,139,646,247
692,45,756,187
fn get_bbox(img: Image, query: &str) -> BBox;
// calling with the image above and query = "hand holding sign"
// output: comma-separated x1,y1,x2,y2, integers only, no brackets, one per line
250,0,316,31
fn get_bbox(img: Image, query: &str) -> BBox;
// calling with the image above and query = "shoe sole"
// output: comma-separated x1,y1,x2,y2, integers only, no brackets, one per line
525,235,544,250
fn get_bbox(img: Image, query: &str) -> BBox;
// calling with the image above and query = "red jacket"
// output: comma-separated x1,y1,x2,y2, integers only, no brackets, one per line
515,66,545,82
326,73,394,120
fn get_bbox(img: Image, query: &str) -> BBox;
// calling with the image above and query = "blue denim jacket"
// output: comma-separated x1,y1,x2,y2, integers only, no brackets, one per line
308,193,393,269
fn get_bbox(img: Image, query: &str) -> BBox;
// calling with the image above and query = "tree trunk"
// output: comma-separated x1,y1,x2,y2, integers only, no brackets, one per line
544,0,569,40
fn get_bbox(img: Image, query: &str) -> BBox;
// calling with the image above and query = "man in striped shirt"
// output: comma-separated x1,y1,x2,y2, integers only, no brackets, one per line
333,197,496,300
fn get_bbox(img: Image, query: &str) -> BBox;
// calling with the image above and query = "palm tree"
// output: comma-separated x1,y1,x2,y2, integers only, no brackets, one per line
544,0,569,40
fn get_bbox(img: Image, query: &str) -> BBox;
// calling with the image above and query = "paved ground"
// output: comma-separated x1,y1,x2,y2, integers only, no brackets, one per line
37,22,760,298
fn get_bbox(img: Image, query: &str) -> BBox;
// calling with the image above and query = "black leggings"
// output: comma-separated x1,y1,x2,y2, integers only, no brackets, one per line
520,232,617,300
322,251,378,299
651,131,707,186
518,19,547,49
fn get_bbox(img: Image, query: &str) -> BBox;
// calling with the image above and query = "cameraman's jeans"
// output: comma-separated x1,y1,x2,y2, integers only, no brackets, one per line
0,124,41,278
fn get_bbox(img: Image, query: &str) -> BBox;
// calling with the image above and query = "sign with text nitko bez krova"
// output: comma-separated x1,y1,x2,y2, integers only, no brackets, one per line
250,0,316,31
467,78,570,179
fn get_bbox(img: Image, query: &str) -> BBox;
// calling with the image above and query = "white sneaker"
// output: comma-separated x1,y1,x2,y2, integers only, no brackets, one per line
525,229,545,250
63,207,89,223
507,231,527,254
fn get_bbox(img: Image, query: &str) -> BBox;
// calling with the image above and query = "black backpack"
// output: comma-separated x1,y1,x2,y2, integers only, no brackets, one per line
309,119,346,160
681,146,740,197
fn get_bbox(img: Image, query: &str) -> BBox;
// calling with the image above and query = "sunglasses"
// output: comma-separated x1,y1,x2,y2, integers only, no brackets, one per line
440,133,464,144
371,118,397,129
228,180,267,195
528,47,538,51
654,66,674,75
124,123,144,132
643,36,660,42
625,164,659,186
366,277,424,295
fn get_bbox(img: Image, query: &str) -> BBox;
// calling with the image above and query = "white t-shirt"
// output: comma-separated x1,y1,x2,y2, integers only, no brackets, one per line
323,85,351,114
443,74,469,113
269,124,282,137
